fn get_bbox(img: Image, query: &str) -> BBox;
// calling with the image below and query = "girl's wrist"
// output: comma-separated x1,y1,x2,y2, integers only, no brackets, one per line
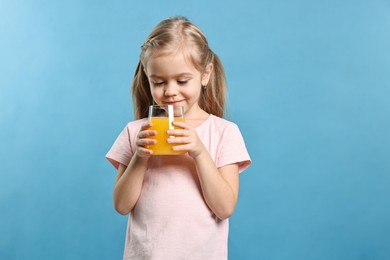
190,146,208,160
134,153,151,164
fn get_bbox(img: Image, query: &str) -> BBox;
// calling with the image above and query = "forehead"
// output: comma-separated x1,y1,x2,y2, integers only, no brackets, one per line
145,50,200,77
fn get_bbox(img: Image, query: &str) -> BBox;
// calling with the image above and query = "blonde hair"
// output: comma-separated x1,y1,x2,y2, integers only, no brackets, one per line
132,16,227,119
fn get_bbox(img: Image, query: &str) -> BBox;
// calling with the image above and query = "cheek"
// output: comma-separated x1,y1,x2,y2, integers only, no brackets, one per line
192,86,202,98
149,90,160,103
150,87,163,98
183,88,202,102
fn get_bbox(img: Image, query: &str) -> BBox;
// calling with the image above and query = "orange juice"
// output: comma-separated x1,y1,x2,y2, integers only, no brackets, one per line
149,117,186,155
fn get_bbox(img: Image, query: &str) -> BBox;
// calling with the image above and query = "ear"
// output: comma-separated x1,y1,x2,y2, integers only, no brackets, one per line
201,63,213,86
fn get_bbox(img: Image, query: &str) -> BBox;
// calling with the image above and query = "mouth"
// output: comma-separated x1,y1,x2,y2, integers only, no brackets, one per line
163,100,184,106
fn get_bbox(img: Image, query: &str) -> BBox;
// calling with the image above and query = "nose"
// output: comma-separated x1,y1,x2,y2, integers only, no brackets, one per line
164,82,178,97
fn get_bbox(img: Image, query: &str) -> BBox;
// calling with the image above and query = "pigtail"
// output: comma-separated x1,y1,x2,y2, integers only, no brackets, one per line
132,61,153,119
200,50,227,118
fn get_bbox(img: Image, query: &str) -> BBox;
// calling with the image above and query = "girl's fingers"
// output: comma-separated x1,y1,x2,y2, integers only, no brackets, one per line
141,121,153,130
172,121,189,129
167,129,188,136
136,139,155,157
172,144,189,152
138,130,157,138
135,122,156,157
137,147,154,157
137,138,156,146
167,137,189,144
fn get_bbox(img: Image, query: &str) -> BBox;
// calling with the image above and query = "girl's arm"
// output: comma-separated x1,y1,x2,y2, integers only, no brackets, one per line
113,122,156,215
169,122,240,220
193,150,239,220
113,156,148,215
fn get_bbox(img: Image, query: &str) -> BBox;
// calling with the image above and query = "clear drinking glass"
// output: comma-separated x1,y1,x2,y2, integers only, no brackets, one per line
148,105,186,155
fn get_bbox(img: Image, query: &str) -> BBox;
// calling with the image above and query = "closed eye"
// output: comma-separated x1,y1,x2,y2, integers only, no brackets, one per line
177,79,189,85
152,81,165,86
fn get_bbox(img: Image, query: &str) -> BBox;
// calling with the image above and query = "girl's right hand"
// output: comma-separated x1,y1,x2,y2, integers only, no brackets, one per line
135,122,156,158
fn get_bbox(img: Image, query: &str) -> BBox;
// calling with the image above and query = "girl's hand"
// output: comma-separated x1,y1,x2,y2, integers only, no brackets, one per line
167,121,206,158
136,122,156,158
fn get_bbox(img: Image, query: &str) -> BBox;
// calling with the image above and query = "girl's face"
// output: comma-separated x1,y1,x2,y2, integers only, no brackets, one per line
144,51,212,118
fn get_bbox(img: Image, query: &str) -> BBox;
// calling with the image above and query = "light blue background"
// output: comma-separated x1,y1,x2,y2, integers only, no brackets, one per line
1,0,389,259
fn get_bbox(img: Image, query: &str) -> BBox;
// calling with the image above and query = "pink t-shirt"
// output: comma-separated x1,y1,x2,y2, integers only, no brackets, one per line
106,115,251,260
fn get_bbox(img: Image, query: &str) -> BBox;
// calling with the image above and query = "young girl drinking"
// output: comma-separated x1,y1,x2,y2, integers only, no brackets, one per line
106,16,251,259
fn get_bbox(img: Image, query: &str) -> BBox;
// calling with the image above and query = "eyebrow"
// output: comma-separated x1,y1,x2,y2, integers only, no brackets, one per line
149,73,193,79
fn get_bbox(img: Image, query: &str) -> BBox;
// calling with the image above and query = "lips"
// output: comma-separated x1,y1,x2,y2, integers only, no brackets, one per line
163,100,183,105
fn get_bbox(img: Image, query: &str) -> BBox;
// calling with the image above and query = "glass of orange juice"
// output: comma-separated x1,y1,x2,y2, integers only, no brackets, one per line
148,105,186,155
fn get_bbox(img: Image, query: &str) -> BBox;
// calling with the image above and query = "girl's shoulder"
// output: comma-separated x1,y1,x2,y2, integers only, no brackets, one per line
206,114,239,128
125,118,148,128
198,114,241,135
122,118,148,136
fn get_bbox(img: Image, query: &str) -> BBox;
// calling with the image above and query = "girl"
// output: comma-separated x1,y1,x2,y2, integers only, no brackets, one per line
106,16,251,259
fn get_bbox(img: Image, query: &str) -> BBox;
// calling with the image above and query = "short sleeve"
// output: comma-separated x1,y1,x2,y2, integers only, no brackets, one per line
106,124,135,170
216,123,251,173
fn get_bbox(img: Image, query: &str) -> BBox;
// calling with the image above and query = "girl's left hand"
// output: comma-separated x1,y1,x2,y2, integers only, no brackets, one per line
167,121,206,158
